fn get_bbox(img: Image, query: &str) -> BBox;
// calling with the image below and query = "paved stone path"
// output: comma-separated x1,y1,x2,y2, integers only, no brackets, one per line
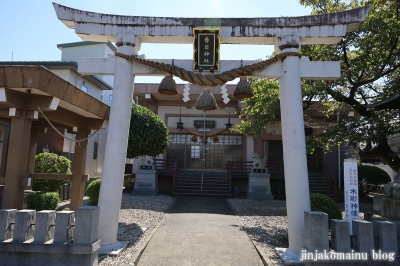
136,197,263,266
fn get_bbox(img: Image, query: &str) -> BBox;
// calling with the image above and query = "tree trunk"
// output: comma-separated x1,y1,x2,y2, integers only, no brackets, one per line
359,139,400,173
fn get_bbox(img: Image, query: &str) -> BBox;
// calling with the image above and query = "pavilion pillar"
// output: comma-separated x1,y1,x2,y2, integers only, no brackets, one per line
276,36,310,257
26,129,39,191
2,111,33,209
70,129,89,211
98,34,141,251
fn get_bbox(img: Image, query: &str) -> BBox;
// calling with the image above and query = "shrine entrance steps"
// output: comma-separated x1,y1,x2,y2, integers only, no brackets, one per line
173,169,231,197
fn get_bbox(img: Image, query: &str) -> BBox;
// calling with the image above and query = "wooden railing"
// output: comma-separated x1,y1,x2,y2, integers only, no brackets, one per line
322,165,337,198
153,158,179,191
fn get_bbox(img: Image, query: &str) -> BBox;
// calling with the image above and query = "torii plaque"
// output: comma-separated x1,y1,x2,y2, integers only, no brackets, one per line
53,3,369,262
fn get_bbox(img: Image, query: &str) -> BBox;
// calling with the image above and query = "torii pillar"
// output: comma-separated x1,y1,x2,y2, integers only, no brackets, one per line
97,34,141,253
275,36,310,261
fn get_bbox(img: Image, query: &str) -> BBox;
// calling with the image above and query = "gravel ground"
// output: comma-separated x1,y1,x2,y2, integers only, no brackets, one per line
98,194,176,266
227,199,375,266
227,199,288,266
69,194,373,266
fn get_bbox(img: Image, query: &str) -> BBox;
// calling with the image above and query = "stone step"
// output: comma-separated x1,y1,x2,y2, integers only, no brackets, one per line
173,170,231,196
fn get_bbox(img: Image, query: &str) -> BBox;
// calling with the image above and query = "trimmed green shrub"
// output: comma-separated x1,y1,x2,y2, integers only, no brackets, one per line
310,193,342,220
127,104,169,158
86,179,101,206
25,192,60,211
358,164,391,188
33,152,72,192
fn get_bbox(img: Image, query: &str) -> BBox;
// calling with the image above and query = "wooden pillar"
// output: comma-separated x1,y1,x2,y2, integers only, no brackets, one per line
2,112,32,209
70,130,89,211
26,130,39,190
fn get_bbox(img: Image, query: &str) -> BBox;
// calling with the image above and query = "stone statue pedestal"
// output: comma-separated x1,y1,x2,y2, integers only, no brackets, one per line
373,134,400,220
132,166,158,196
373,182,400,220
247,168,273,200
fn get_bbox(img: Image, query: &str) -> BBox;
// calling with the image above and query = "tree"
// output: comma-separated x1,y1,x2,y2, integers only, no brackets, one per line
126,104,169,158
233,0,400,172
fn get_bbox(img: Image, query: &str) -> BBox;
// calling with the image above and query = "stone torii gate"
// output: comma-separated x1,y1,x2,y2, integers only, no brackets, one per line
53,3,369,262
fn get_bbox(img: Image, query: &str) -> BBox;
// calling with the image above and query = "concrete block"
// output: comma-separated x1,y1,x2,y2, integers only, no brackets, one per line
74,206,99,244
330,219,351,252
304,211,329,251
132,169,158,196
0,209,16,241
34,210,56,243
396,221,400,239
352,220,374,253
247,172,273,200
373,221,397,253
385,198,400,220
373,196,384,215
13,210,35,242
53,211,75,243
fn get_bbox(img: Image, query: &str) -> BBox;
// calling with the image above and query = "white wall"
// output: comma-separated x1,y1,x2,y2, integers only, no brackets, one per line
85,128,108,178
60,43,115,86
246,135,254,161
57,43,114,178
61,43,112,62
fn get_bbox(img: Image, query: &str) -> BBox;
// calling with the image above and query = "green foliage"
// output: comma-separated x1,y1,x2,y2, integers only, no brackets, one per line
33,152,71,192
86,179,101,206
310,193,342,220
25,192,60,211
358,164,391,187
231,79,281,135
127,104,169,158
233,0,400,171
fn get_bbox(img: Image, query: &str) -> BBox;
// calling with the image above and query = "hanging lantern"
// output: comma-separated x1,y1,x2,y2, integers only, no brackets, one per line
233,76,253,98
176,119,184,129
195,87,218,110
213,135,219,142
191,135,197,142
225,118,233,130
158,73,178,95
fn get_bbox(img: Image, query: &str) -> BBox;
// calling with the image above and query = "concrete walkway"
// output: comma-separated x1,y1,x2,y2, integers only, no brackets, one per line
136,197,264,266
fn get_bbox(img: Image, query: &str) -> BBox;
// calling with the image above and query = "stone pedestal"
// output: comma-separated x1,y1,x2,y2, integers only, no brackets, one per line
373,182,400,220
247,168,273,200
132,166,158,196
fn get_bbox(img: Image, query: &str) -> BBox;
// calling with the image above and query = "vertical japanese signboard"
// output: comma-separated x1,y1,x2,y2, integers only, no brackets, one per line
344,159,359,234
193,28,220,72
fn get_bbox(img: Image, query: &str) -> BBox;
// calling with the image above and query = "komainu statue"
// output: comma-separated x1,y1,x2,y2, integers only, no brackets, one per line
252,153,267,168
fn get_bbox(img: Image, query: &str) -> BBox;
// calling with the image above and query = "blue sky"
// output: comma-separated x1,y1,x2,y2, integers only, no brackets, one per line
0,0,311,83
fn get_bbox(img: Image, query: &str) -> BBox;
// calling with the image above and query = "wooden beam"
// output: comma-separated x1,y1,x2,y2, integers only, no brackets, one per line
0,88,25,109
8,108,22,118
30,173,73,181
26,110,39,120
25,95,60,111
39,107,106,129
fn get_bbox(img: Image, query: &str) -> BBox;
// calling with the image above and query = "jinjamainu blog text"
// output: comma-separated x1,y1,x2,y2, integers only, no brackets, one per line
301,250,396,262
